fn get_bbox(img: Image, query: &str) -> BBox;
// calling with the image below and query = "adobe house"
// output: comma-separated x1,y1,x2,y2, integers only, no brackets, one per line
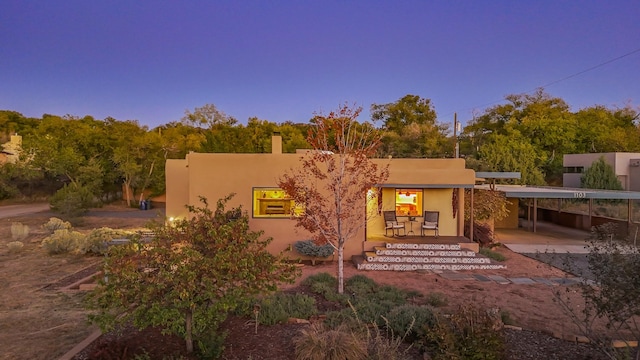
563,152,640,191
166,135,490,270
0,134,22,164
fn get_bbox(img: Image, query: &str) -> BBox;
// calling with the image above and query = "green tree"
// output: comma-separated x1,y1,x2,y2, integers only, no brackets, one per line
580,157,623,190
478,133,546,185
278,104,389,294
87,195,299,355
463,89,575,184
371,94,449,158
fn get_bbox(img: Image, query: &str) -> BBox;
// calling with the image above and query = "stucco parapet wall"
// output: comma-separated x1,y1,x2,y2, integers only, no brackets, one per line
183,153,474,186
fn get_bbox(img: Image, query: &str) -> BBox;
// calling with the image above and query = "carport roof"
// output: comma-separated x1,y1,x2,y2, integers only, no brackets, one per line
474,184,640,200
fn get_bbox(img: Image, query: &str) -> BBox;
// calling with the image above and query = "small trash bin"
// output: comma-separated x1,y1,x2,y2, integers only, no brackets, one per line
140,200,147,210
145,199,152,210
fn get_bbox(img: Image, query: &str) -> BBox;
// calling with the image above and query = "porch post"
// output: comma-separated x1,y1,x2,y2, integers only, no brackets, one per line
469,187,474,243
533,198,538,233
588,198,593,229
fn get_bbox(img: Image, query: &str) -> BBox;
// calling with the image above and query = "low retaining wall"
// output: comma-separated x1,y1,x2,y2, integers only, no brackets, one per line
534,208,638,236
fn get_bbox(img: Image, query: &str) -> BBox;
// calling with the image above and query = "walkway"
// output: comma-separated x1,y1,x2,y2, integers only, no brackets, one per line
496,220,591,254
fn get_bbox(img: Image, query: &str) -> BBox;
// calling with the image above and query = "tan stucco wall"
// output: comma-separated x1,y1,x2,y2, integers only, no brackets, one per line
166,151,475,258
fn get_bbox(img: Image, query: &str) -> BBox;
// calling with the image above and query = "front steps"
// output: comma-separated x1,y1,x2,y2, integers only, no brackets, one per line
353,242,506,271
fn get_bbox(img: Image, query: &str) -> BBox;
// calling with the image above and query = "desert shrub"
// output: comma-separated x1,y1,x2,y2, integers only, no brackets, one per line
500,309,515,326
424,292,448,307
43,217,72,233
41,229,86,254
50,183,97,217
303,272,338,289
425,304,505,359
294,322,367,360
370,285,409,306
303,272,350,304
78,227,132,255
294,239,335,257
11,222,30,241
366,319,414,360
345,274,377,296
7,241,24,253
256,292,317,325
479,247,506,262
309,304,412,360
386,305,435,341
352,298,391,325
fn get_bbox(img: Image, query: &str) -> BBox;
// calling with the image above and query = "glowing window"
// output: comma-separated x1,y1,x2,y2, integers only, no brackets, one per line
395,189,422,217
253,188,301,218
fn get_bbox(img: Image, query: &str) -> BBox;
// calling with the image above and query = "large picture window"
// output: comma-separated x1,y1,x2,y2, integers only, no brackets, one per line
395,189,422,216
253,188,300,218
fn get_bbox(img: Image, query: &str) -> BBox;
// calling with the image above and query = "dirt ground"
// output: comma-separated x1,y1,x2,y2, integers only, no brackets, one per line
0,204,626,359
0,204,162,360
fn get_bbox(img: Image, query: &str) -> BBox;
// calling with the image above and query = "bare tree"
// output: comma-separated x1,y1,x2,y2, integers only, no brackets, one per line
278,104,388,293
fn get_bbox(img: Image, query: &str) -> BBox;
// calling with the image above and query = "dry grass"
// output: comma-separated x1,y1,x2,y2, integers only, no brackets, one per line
0,205,154,360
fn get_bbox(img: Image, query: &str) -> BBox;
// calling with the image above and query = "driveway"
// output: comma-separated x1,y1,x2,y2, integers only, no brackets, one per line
0,203,51,219
496,221,594,279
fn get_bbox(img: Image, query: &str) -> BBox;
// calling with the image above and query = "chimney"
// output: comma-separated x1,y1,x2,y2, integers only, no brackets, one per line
271,132,282,154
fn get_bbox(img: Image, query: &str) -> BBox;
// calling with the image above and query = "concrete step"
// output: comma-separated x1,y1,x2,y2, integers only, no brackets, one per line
352,256,507,271
384,243,462,250
373,247,477,257
364,252,492,264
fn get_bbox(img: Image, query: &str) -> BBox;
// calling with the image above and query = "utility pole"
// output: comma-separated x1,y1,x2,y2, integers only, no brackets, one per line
453,113,460,158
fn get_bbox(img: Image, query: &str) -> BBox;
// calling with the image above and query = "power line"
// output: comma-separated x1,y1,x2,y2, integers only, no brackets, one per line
446,47,640,120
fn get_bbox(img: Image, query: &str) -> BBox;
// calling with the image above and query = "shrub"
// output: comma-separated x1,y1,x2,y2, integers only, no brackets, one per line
50,183,97,217
41,229,86,254
479,247,506,262
7,241,24,253
425,304,505,359
303,273,349,303
345,274,377,297
11,222,30,241
256,292,317,325
43,217,72,233
386,305,435,341
294,322,367,360
294,239,335,257
78,227,132,255
424,292,448,307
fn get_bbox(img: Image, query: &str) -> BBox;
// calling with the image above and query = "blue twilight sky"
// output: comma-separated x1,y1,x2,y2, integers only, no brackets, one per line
1,1,639,129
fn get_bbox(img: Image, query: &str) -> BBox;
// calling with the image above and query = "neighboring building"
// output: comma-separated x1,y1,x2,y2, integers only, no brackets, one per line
0,134,22,164
166,135,476,260
563,153,640,191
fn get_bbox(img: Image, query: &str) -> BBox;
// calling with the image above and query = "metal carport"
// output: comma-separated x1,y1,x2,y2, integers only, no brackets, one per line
474,184,640,232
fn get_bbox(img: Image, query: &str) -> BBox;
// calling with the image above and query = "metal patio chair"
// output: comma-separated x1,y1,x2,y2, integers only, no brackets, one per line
421,210,439,237
383,210,406,237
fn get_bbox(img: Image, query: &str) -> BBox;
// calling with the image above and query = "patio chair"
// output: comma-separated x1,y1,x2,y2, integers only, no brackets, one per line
421,210,439,237
383,210,406,237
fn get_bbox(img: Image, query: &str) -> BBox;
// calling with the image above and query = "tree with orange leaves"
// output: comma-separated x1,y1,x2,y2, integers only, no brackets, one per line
278,104,389,294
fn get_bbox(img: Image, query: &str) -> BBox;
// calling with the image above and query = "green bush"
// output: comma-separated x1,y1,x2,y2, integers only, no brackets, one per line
78,227,132,255
479,247,506,262
345,274,377,297
256,292,317,325
294,239,335,257
43,217,72,233
424,292,448,307
41,229,86,254
386,305,436,341
50,183,97,217
11,222,30,241
303,273,350,303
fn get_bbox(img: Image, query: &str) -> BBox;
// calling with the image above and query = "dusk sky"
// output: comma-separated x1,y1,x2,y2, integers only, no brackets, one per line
2,1,639,129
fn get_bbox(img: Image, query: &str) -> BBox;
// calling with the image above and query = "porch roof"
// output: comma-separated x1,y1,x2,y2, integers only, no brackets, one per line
379,183,475,189
475,184,640,200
